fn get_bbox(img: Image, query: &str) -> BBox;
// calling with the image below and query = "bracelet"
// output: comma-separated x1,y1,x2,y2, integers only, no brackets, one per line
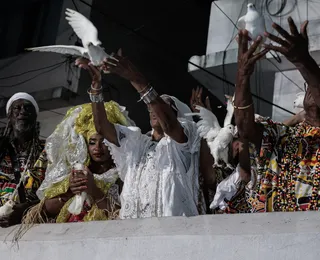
143,88,158,104
88,88,104,103
138,87,153,102
138,83,151,94
91,84,103,92
232,101,253,110
95,194,106,204
138,87,158,104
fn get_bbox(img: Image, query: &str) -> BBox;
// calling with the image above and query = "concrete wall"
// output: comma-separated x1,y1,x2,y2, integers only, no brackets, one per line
191,0,320,121
1,212,320,260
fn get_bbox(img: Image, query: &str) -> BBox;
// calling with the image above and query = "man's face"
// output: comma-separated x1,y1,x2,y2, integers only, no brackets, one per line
9,99,37,133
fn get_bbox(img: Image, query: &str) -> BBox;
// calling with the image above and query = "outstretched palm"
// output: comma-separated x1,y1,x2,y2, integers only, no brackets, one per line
264,17,310,64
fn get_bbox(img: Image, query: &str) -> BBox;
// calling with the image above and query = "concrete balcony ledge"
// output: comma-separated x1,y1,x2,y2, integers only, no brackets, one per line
1,212,320,260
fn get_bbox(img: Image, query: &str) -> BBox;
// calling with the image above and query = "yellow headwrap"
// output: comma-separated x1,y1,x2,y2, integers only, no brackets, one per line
65,101,129,141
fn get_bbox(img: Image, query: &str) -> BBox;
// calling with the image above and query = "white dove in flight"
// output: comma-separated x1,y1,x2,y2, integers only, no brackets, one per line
26,8,109,66
186,96,235,169
238,3,266,42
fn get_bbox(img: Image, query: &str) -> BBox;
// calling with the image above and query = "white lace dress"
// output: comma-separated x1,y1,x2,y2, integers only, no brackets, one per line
104,119,202,219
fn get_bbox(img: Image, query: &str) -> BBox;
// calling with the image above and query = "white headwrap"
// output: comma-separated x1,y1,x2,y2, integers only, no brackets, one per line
161,94,193,121
6,92,39,115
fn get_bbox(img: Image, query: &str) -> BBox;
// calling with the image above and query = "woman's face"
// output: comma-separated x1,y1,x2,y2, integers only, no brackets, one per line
88,133,111,163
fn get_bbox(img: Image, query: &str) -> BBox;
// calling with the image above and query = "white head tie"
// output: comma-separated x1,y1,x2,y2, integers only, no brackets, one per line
161,94,193,121
6,92,39,115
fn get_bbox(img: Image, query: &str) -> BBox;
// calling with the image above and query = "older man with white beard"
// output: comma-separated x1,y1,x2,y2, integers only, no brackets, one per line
0,93,47,227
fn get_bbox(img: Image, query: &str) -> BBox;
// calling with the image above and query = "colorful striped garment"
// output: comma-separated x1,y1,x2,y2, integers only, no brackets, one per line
0,138,47,206
217,119,320,213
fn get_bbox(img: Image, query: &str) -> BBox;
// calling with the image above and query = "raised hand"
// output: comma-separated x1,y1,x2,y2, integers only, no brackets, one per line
264,17,310,64
190,87,212,112
237,30,268,77
75,58,101,85
102,49,147,85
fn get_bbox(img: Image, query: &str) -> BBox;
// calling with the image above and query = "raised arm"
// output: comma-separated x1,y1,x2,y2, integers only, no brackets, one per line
103,50,186,143
264,17,320,125
234,30,267,147
282,110,306,126
76,58,119,146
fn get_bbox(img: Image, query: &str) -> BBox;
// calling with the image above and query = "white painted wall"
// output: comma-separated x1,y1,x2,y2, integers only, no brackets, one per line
191,0,320,121
206,0,320,55
1,212,320,260
272,69,305,122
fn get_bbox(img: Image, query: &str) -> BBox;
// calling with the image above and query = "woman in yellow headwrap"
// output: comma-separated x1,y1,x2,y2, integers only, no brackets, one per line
23,101,134,224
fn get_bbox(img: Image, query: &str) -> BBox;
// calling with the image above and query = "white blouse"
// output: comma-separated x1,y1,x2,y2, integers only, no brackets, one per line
104,119,202,219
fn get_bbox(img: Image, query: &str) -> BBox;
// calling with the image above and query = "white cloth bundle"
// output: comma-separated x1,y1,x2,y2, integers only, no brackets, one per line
210,165,241,210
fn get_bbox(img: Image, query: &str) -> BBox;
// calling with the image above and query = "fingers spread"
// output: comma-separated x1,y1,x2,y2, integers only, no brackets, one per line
288,16,299,35
265,32,290,47
263,43,286,54
247,36,263,57
272,22,292,41
252,48,269,63
300,20,309,40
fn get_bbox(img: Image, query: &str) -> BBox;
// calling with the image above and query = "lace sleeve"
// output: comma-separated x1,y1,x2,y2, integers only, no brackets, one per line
103,124,147,180
170,119,201,154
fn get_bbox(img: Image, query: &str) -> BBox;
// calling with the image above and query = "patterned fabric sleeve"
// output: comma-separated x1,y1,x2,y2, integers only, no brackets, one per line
258,119,289,159
24,150,48,202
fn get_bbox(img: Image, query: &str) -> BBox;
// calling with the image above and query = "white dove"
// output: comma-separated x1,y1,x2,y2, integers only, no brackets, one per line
238,3,266,42
293,92,305,110
26,8,109,66
0,200,14,217
186,97,235,169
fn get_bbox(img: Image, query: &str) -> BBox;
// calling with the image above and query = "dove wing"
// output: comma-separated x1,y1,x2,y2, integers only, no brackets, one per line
195,106,221,139
220,135,233,149
26,45,89,58
223,98,234,127
65,8,99,48
237,15,246,29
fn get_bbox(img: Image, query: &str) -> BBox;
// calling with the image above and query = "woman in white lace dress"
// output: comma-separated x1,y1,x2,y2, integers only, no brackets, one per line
77,51,205,219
